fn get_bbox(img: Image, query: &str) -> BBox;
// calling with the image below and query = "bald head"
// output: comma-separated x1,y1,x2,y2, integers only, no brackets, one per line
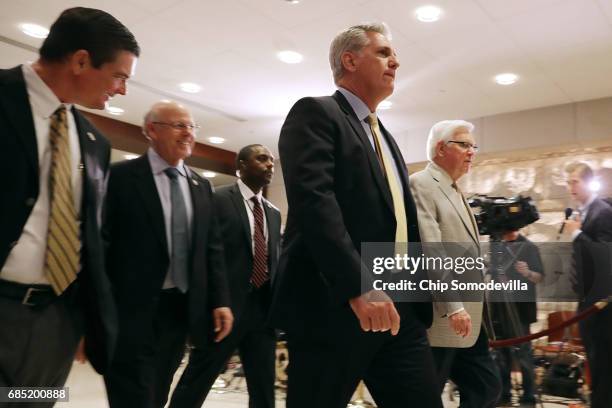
143,100,197,166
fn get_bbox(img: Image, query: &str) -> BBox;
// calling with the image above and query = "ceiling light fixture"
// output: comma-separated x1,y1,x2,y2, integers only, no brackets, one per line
106,106,124,115
379,101,393,110
415,5,442,22
124,154,139,160
494,73,519,85
19,23,49,39
277,50,303,64
202,171,217,178
589,180,601,192
285,0,300,3
179,82,201,93
207,136,225,144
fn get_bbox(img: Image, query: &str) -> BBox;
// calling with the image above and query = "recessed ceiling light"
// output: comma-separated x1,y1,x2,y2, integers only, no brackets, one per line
179,82,201,93
202,171,217,178
207,136,225,144
379,101,393,110
589,180,601,192
106,106,124,115
124,154,139,160
19,23,49,39
494,73,519,85
277,50,303,64
415,6,442,22
285,0,300,3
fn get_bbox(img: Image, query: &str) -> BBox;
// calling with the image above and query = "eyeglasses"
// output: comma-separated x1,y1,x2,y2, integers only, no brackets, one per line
446,140,479,153
152,121,201,133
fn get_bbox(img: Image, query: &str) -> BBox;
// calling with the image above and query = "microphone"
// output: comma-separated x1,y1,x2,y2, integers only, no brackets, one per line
558,207,573,235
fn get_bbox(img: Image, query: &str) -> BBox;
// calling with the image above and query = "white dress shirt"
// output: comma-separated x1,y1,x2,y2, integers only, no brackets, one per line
1,63,82,284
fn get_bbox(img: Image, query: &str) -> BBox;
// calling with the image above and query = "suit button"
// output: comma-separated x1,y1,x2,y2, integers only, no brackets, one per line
25,198,36,207
9,241,18,249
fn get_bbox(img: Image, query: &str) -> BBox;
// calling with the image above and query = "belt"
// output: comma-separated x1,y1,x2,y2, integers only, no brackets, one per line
0,279,57,307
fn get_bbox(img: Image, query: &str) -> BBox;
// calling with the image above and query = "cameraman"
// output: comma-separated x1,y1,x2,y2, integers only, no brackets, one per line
490,229,543,407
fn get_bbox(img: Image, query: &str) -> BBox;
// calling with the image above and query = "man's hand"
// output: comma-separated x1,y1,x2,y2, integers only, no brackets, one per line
74,337,87,364
515,261,530,277
349,290,400,335
564,214,582,236
448,310,471,338
212,307,234,343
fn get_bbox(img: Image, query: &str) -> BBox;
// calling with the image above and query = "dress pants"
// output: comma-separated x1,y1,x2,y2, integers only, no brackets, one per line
432,328,501,408
105,290,188,408
284,305,442,408
170,286,276,408
579,307,612,408
0,291,82,408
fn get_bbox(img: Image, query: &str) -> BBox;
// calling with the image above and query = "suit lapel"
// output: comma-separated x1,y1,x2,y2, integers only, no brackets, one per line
333,91,394,215
428,165,479,244
133,155,167,251
0,66,38,177
229,184,253,251
263,199,280,280
186,167,206,268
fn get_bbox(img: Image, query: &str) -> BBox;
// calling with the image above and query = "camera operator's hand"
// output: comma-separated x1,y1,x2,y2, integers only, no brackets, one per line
564,217,582,236
515,261,530,277
448,310,472,338
349,290,400,335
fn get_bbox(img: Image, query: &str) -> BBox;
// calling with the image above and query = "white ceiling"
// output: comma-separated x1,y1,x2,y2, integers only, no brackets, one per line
2,0,612,162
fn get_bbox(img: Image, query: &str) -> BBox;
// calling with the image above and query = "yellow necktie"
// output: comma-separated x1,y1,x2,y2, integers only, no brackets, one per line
45,106,80,294
367,113,409,252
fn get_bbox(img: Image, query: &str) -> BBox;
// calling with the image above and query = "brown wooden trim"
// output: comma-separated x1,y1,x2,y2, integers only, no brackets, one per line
80,111,236,175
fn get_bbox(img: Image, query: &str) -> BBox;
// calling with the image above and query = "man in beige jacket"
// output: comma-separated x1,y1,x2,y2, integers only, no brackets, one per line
410,120,500,408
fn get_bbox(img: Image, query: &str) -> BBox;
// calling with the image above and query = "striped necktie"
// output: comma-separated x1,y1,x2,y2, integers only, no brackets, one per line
367,113,409,253
250,196,269,288
45,106,80,294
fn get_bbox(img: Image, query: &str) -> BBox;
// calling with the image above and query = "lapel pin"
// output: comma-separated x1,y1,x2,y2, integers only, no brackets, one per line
192,179,199,186
87,132,96,141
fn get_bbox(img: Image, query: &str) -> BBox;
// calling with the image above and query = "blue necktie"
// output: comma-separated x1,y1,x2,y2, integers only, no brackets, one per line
164,167,189,293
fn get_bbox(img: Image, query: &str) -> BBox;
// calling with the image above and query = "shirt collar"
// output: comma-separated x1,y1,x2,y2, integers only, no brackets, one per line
237,179,263,203
22,63,72,119
579,194,598,213
337,87,373,122
147,147,187,177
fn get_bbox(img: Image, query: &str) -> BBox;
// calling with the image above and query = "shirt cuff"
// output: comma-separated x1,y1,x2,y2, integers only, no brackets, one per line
571,229,582,241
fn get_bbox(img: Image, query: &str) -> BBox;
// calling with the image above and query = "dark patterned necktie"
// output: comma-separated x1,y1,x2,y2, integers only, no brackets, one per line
164,167,189,293
250,196,268,287
45,106,79,294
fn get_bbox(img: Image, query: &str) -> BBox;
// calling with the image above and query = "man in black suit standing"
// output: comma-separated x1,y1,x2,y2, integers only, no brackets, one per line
0,7,139,394
272,23,442,408
170,144,281,408
103,101,233,408
564,161,612,408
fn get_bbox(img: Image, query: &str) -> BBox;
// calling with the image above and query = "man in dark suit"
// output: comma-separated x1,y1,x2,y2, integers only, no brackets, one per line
0,7,139,395
272,23,442,408
103,101,233,408
170,144,281,408
564,162,612,408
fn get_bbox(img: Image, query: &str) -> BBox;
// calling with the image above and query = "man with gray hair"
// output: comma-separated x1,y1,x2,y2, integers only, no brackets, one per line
103,101,232,407
410,120,500,407
272,23,442,407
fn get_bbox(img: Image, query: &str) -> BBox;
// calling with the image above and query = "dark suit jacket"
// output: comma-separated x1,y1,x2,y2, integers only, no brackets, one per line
0,66,116,373
213,183,281,321
573,198,612,307
271,91,431,338
103,154,230,356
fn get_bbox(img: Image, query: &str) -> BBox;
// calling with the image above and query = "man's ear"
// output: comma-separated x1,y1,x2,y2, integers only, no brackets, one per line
436,140,446,157
70,50,91,75
341,51,358,73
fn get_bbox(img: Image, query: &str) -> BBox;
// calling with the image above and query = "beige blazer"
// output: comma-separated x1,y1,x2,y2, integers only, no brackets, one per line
410,163,483,348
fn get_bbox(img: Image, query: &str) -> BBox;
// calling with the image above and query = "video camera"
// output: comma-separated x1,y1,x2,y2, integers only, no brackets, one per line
468,195,540,237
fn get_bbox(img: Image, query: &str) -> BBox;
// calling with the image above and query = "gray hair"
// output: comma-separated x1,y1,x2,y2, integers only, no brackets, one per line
427,120,475,161
329,22,390,84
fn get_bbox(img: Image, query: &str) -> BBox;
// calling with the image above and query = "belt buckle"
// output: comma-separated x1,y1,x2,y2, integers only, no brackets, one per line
22,287,44,306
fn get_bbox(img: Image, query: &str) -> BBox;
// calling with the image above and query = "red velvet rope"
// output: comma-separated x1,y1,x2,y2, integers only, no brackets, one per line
489,300,609,348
